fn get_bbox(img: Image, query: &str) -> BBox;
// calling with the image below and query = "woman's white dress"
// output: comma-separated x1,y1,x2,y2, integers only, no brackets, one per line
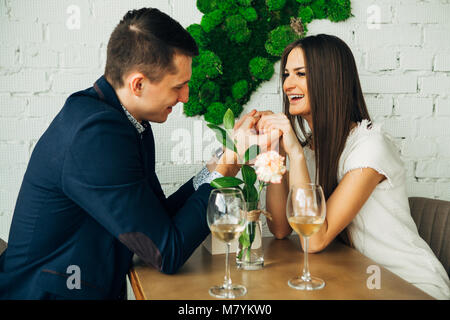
303,119,450,300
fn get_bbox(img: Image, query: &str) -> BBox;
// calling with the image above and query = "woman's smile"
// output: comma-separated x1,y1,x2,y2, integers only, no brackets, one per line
287,93,305,103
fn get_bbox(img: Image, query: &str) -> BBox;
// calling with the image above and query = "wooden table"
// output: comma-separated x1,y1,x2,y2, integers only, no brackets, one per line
129,236,433,300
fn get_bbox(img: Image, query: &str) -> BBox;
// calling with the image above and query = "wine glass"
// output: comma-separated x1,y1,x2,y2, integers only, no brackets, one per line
207,188,247,298
286,183,326,290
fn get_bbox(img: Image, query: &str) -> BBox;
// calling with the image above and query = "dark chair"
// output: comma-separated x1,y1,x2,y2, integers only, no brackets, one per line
0,238,6,256
409,197,450,276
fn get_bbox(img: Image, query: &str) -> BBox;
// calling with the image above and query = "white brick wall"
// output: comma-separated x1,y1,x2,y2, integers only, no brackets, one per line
399,48,434,71
424,25,450,50
435,54,450,72
396,3,450,23
366,48,398,71
436,98,450,116
1,1,450,247
395,97,433,117
360,75,418,93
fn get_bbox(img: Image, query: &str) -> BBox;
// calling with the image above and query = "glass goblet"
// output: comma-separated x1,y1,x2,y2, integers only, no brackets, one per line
286,183,326,290
207,187,247,298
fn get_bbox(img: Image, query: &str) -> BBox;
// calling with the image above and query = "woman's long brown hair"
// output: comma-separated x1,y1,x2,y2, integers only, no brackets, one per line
280,34,371,247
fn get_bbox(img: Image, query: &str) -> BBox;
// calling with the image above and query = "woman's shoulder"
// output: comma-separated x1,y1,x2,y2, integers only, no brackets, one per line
343,119,399,157
339,119,405,187
346,119,386,148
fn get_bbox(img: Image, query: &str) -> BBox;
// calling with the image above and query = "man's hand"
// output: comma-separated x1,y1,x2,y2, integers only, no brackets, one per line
254,110,274,133
257,112,303,156
233,110,281,161
214,148,240,177
213,109,284,175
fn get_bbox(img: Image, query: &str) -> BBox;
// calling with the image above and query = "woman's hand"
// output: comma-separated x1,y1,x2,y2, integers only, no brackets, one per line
232,109,259,160
232,110,279,162
257,113,303,157
254,110,288,156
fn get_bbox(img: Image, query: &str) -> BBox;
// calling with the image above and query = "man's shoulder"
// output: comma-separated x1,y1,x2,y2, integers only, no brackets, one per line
59,88,128,129
64,87,113,116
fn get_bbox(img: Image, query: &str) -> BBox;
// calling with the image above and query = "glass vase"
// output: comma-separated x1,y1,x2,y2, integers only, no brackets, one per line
236,200,264,270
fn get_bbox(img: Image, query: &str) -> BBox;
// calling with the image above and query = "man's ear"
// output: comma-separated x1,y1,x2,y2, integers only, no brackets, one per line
128,72,146,97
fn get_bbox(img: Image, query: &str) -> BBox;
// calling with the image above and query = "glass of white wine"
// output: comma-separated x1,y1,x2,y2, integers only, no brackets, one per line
207,188,247,298
286,183,326,290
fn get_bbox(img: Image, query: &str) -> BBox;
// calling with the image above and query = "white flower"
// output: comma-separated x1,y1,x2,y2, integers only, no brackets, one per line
254,151,286,184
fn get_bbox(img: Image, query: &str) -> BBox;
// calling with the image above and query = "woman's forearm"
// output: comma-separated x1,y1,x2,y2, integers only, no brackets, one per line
287,150,311,188
266,149,313,239
266,173,291,239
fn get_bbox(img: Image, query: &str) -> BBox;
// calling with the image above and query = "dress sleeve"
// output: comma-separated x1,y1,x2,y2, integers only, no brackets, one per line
340,128,405,190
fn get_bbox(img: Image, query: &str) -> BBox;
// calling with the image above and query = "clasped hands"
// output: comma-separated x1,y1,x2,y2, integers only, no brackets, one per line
216,109,302,168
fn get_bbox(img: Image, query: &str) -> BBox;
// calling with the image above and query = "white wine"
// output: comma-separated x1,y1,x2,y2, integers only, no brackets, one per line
210,223,245,243
288,216,323,237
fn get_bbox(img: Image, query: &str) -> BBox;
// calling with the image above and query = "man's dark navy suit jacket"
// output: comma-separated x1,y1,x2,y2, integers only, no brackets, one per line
0,76,213,299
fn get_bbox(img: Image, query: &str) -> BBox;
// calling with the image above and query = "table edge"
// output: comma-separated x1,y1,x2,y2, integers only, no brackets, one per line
128,268,146,300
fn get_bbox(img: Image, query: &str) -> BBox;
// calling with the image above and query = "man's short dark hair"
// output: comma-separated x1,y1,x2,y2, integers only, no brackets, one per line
104,8,199,88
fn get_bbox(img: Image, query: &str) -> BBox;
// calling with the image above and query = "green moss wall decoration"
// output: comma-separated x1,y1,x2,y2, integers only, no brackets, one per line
184,0,352,124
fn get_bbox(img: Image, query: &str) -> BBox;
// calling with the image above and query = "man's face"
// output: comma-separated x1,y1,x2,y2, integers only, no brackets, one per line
132,53,192,123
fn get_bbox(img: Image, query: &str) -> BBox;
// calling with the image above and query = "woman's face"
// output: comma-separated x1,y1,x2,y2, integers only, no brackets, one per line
283,47,310,118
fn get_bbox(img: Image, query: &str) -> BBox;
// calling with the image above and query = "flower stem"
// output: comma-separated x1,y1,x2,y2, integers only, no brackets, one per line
257,181,265,199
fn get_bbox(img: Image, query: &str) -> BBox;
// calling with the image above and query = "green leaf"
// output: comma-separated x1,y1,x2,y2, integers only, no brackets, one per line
239,231,251,248
210,176,244,188
207,122,226,141
237,248,244,259
249,221,256,243
243,184,258,202
244,144,260,163
223,108,235,130
241,165,256,186
207,123,237,152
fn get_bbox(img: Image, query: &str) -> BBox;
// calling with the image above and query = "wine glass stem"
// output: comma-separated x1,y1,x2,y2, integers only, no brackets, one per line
301,236,311,282
223,242,232,290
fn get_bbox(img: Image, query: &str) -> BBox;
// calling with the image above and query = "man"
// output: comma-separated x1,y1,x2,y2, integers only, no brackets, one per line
0,8,251,299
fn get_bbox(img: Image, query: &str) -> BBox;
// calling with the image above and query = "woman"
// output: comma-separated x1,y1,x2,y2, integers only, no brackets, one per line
253,34,450,300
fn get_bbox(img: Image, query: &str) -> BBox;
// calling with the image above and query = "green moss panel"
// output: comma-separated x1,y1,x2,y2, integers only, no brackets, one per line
185,0,353,124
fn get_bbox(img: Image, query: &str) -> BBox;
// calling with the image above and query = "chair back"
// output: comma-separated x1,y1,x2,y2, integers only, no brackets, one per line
409,197,450,276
